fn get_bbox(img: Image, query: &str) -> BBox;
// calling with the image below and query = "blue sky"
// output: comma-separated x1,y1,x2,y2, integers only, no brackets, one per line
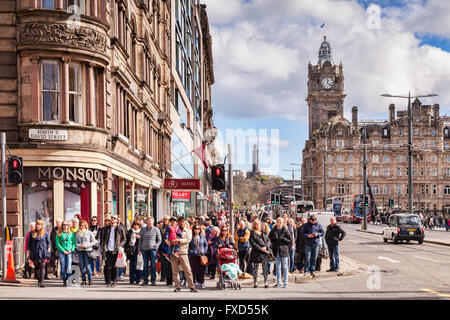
203,0,450,180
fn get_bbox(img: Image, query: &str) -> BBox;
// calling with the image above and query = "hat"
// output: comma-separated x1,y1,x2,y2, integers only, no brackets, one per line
169,217,177,222
309,214,317,220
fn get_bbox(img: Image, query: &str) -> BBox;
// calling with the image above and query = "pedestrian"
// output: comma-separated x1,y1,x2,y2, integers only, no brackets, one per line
188,224,208,289
269,217,292,288
301,214,324,278
325,217,346,272
287,218,297,273
295,217,307,273
215,225,235,251
164,217,183,259
89,216,102,278
23,222,36,279
249,219,271,288
206,226,219,279
101,215,127,288
70,217,80,283
158,216,173,285
170,217,197,292
125,221,142,285
138,217,162,286
75,220,96,285
446,217,450,232
26,220,51,287
117,216,127,281
49,218,63,279
55,221,75,286
233,220,251,277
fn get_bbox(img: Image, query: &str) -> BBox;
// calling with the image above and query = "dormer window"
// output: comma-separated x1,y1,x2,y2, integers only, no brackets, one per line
444,127,449,138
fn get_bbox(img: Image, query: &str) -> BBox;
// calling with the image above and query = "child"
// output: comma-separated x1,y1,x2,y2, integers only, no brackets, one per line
164,217,183,258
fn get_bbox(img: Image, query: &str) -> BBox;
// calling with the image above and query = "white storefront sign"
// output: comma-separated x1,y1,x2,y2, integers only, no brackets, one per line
29,129,68,140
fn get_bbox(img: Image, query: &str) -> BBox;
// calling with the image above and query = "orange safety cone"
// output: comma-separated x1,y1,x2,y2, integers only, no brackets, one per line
4,241,19,283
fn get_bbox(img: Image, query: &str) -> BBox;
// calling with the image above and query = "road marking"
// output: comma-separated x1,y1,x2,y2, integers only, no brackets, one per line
348,240,358,243
413,256,439,263
421,289,439,294
384,248,402,255
378,256,400,263
438,294,450,298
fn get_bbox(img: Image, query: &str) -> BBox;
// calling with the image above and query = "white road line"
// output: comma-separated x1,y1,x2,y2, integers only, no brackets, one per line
348,239,358,243
384,248,403,255
413,256,439,263
378,256,400,263
368,245,377,248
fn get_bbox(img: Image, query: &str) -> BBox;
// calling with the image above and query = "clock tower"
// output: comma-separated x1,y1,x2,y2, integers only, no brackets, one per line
306,36,346,138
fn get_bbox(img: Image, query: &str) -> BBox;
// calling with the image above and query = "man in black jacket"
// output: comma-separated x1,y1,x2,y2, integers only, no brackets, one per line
102,215,127,287
295,218,307,273
324,217,346,272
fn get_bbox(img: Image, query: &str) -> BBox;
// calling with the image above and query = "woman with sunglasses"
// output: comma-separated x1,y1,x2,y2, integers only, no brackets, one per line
26,220,51,287
214,225,234,250
188,225,208,289
55,221,76,286
89,216,102,278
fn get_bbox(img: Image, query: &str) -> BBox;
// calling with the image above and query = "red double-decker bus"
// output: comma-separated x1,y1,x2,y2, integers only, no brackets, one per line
341,194,371,223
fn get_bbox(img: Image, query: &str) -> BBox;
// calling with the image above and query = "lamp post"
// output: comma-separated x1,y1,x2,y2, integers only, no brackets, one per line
381,92,438,215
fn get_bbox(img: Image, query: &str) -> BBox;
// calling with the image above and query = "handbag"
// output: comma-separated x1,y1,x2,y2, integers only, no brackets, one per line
87,250,97,261
319,237,328,259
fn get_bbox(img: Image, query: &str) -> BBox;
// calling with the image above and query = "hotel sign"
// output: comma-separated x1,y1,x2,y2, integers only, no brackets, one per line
29,129,68,141
164,179,201,190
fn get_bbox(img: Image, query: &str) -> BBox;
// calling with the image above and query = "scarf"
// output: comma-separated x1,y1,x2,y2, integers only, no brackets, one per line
71,226,79,234
131,228,140,246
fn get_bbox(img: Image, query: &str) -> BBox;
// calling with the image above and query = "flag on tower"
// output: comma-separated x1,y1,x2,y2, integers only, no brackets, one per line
320,23,325,28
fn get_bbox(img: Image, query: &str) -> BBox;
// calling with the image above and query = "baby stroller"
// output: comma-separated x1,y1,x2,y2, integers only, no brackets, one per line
216,248,242,290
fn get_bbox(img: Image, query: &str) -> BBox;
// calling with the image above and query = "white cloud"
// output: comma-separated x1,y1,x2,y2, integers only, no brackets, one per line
202,0,450,122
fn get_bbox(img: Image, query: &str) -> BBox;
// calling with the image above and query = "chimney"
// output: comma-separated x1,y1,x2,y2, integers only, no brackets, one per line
389,104,395,125
352,106,358,128
433,103,440,125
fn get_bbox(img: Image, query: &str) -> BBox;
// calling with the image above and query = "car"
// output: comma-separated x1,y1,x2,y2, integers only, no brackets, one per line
383,214,425,244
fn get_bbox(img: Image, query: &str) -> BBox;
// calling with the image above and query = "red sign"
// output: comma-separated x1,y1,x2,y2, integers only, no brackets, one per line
172,191,191,202
164,179,201,190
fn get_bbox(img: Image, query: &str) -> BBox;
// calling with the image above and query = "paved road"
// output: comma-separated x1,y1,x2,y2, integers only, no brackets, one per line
1,224,449,300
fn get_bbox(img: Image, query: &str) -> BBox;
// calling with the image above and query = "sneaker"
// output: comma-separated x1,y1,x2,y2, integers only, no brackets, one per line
254,283,258,288
311,272,316,279
273,283,281,288
151,281,156,286
195,282,200,287
119,275,125,281
264,283,269,288
174,287,181,292
201,283,206,289
111,282,117,288
326,269,335,272
190,287,198,293
283,284,288,288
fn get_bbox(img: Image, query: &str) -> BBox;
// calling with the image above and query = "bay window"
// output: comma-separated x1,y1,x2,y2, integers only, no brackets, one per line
41,60,60,122
68,62,82,123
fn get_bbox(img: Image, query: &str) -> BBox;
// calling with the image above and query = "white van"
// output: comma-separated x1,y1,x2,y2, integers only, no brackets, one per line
303,211,335,228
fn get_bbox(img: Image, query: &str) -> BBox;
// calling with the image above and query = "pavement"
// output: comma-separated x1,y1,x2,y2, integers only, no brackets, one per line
356,223,450,246
1,254,363,288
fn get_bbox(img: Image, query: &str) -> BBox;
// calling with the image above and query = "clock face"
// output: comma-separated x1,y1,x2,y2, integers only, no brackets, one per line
322,77,334,89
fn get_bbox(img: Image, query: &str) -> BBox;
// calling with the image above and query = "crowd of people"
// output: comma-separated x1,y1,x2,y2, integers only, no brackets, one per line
24,210,346,290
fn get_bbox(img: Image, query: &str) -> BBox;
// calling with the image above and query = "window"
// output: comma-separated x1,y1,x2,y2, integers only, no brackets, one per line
399,129,402,136
338,155,344,163
444,168,450,177
336,140,344,148
372,154,379,163
422,140,426,148
433,185,437,195
328,154,332,163
433,155,437,162
41,60,60,121
372,140,380,146
328,167,332,177
431,129,435,136
337,168,344,178
348,154,353,162
383,155,390,163
349,168,353,177
445,185,450,195
397,155,402,162
41,0,54,9
68,63,82,123
398,167,402,177
372,167,379,177
373,185,379,194
383,185,388,195
67,0,86,14
397,185,402,195
384,168,390,177
420,167,424,176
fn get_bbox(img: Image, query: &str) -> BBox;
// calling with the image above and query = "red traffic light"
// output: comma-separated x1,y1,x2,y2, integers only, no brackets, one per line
215,167,222,176
12,159,19,169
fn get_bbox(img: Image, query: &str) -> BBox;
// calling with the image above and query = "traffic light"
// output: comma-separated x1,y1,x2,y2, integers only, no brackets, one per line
363,195,369,207
270,193,275,204
211,164,225,191
275,194,280,205
8,156,23,184
389,198,394,207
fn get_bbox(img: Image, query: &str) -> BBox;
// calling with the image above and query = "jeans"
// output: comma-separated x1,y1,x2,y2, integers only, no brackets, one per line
90,256,100,273
129,254,142,284
275,256,289,285
238,250,249,274
142,249,157,283
304,245,319,274
289,245,296,272
189,255,205,285
78,251,93,280
328,245,340,271
105,251,118,285
59,253,73,281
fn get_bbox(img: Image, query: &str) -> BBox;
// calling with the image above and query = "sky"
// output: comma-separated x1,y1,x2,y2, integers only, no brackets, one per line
201,0,450,180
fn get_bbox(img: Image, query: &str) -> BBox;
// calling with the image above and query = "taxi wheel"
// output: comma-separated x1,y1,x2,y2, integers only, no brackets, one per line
393,236,399,244
418,240,423,244
383,238,388,243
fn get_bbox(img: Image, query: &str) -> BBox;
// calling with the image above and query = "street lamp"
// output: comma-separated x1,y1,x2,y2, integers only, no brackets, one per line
284,163,301,202
381,92,438,215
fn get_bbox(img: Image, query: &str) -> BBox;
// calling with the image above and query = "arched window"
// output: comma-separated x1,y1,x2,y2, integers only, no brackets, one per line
444,185,450,195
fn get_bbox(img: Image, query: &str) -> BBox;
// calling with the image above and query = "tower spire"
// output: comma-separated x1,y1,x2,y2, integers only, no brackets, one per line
318,35,333,66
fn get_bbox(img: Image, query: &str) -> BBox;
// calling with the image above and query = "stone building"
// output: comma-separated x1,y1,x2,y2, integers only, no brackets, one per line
0,0,217,237
302,36,450,215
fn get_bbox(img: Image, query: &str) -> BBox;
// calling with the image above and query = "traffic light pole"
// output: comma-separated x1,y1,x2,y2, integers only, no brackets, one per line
1,132,7,279
227,144,234,233
362,126,368,231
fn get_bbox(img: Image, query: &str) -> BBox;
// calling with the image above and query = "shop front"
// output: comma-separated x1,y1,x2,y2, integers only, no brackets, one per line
22,166,105,237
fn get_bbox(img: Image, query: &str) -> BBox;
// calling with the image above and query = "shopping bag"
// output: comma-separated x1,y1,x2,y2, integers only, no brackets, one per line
115,249,127,268
136,253,144,271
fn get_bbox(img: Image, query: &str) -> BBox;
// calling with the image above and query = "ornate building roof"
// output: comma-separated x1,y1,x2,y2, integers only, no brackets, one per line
318,36,333,66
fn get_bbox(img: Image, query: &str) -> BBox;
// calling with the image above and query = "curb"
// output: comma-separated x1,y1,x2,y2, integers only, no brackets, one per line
238,255,363,285
356,229,450,246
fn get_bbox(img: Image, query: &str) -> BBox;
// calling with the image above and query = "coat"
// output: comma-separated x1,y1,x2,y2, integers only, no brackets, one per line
125,229,141,259
205,233,218,265
176,227,192,255
325,224,346,246
233,227,251,252
101,224,127,254
188,234,208,256
55,232,76,253
214,236,234,251
27,232,51,263
249,230,272,263
75,230,97,252
295,225,306,254
268,226,292,258
301,222,325,247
